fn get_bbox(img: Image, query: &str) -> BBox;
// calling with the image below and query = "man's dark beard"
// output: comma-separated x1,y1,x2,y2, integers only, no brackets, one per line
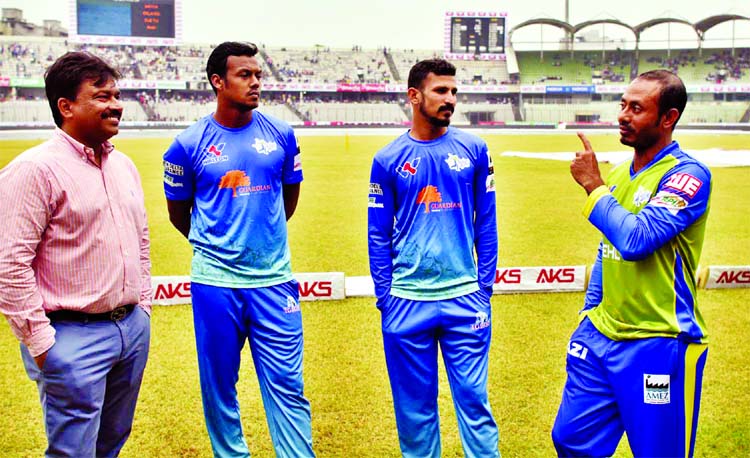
619,116,661,151
420,102,453,127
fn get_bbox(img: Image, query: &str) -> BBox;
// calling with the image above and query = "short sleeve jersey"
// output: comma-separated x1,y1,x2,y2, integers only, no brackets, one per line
163,111,302,287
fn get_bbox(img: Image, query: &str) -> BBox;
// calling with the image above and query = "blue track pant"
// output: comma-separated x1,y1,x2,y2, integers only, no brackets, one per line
552,317,708,458
191,281,314,458
21,305,150,458
380,289,499,458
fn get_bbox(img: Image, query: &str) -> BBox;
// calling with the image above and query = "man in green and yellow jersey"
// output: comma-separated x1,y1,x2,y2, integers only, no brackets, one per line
552,70,711,458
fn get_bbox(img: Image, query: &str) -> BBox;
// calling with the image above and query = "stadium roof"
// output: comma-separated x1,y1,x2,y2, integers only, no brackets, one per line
509,14,750,47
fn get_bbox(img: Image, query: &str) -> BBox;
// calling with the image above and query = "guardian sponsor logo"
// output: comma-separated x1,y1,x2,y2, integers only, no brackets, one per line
252,138,278,155
445,153,470,172
202,142,229,165
644,374,670,404
665,173,702,198
416,185,461,213
471,311,490,330
397,157,420,177
284,296,301,314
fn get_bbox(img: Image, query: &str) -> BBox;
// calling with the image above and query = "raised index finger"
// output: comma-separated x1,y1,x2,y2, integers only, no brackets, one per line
577,132,593,153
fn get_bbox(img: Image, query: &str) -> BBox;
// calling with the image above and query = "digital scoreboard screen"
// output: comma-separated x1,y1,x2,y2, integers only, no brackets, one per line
444,12,506,61
450,16,505,54
73,0,179,44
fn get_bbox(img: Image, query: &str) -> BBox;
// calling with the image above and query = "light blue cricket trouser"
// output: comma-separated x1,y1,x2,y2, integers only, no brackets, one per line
21,305,151,458
380,289,500,458
191,280,314,458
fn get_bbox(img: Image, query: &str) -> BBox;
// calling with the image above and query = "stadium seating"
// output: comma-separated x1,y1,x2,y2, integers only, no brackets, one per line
516,50,631,85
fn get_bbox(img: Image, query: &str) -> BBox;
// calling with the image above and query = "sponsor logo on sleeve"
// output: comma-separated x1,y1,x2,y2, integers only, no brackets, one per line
293,153,302,172
445,153,470,172
163,174,183,187
644,374,670,404
252,137,278,155
163,160,184,176
486,151,496,192
368,197,384,208
665,173,702,198
649,190,688,215
202,142,229,165
369,183,383,196
397,157,420,178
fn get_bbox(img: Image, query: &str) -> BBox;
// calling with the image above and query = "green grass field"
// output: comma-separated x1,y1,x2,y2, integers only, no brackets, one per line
0,131,748,457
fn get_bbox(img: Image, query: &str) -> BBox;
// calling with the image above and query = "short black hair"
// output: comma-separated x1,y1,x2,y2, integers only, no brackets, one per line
407,59,456,90
206,41,259,94
636,69,687,130
44,51,121,127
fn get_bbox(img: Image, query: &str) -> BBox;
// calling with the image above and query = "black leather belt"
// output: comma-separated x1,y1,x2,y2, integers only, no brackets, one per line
47,304,136,323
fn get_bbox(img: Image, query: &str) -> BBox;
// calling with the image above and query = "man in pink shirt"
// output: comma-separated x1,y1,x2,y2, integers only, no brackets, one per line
0,52,151,457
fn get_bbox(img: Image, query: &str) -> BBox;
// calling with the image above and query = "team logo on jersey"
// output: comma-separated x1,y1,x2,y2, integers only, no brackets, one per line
632,186,652,208
644,374,670,404
218,170,271,197
284,296,301,314
445,153,470,172
416,185,461,213
471,311,490,330
397,157,421,178
665,173,702,198
202,142,229,165
252,138,278,155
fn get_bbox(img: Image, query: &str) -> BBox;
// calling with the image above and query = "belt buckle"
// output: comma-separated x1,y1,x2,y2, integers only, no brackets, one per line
110,306,128,321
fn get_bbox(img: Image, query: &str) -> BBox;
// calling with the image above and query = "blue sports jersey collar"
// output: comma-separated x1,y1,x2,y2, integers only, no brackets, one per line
406,127,453,145
629,141,679,178
208,112,257,132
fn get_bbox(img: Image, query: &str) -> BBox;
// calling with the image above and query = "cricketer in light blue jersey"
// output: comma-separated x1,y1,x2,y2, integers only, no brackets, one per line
368,59,500,458
553,70,710,458
163,42,313,458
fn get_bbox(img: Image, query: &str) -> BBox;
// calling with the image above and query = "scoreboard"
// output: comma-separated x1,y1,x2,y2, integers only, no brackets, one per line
71,0,181,45
444,12,506,61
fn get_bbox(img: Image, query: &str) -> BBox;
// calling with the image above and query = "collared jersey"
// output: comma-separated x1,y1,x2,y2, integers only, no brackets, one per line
367,127,498,301
163,112,302,288
582,141,711,343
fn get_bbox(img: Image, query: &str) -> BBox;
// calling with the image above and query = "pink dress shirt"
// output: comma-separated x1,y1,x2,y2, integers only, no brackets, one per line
0,128,151,357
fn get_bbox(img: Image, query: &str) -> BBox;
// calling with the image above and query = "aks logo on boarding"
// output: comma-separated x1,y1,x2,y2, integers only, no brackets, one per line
397,157,421,178
202,142,229,165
